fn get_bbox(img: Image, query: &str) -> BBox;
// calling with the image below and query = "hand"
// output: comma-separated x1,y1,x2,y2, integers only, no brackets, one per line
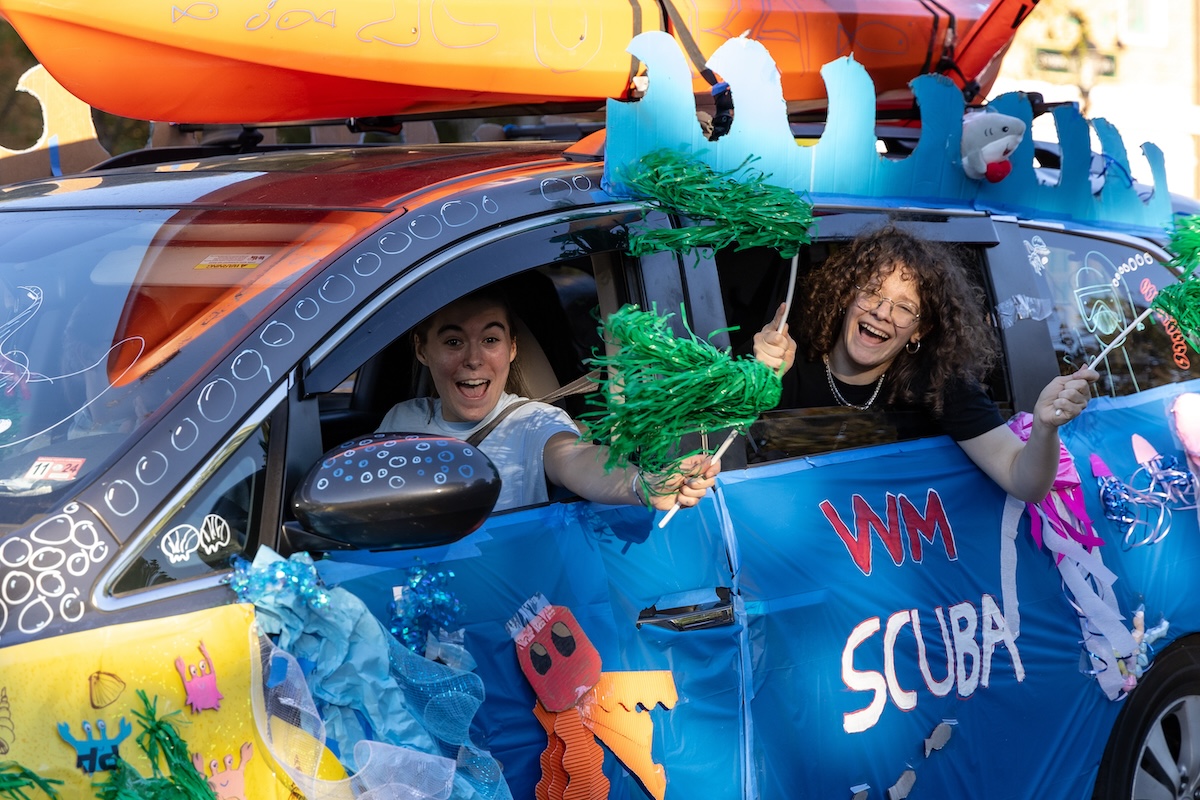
1037,367,1099,427
645,454,721,512
753,303,797,374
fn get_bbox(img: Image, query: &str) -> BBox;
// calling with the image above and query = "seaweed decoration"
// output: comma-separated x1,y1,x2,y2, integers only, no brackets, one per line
1088,214,1200,370
618,149,816,258
0,762,62,800
1166,213,1200,279
582,304,781,480
93,691,216,800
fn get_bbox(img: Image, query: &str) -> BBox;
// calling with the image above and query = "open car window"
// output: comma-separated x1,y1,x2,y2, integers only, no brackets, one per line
713,239,1009,461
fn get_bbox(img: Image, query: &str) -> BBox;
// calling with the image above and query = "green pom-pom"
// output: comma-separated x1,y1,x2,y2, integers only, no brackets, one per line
1168,214,1200,279
617,149,816,258
1152,278,1200,350
582,304,781,476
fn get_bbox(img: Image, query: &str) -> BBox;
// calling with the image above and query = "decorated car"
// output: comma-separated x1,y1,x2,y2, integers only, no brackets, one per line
1,5,1200,800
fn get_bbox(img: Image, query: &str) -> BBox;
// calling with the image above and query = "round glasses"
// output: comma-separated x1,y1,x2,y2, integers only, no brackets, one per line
854,285,920,329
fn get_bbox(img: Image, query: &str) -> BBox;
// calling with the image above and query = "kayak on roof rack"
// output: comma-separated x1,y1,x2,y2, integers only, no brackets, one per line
0,0,1022,124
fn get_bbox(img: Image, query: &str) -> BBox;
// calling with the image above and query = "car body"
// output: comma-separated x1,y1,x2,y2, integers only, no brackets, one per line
2,45,1200,800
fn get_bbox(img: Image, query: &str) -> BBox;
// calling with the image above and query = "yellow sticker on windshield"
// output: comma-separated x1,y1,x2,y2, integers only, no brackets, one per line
195,254,269,270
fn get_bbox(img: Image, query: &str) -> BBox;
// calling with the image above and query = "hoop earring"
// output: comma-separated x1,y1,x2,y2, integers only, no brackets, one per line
906,339,921,354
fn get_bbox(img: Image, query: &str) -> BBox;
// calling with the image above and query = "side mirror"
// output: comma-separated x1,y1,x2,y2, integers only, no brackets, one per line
290,433,501,550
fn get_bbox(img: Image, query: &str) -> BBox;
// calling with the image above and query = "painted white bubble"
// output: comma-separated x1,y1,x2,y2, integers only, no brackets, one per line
104,480,140,517
136,451,170,486
198,378,237,422
261,320,296,347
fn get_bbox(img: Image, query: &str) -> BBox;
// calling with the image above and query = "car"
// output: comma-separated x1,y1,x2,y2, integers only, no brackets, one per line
3,27,1200,800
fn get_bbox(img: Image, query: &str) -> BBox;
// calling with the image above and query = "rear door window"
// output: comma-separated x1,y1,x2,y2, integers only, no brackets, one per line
1022,227,1200,395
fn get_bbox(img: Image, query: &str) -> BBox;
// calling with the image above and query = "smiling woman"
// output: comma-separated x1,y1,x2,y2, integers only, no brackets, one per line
753,224,1099,503
375,288,721,513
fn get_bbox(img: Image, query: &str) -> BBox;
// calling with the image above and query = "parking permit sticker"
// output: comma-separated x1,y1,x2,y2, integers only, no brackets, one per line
25,456,86,481
195,254,269,270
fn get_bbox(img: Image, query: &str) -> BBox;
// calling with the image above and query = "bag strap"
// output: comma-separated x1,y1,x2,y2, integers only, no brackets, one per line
465,371,600,447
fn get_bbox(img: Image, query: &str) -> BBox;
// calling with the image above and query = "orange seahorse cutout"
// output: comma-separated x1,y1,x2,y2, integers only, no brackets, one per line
507,595,677,800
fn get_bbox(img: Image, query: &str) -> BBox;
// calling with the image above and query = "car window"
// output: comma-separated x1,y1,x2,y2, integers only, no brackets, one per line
318,258,607,442
0,207,373,528
111,418,268,595
1023,227,1200,395
714,241,1008,461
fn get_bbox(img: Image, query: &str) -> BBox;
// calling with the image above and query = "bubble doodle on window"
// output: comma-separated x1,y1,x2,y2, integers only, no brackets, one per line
354,252,382,277
136,451,170,486
104,480,140,517
260,320,296,347
540,178,572,202
0,284,146,450
319,273,356,304
197,378,238,423
172,418,201,451
441,200,478,227
295,297,320,321
231,350,269,382
408,214,443,240
378,231,412,254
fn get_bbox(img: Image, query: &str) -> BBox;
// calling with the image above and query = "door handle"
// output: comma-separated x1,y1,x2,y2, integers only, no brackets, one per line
637,587,734,632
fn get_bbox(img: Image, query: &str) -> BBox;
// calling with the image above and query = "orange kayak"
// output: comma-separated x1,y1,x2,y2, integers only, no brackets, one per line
0,0,1000,124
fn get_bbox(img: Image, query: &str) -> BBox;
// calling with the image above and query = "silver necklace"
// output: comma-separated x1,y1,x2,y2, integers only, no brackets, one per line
823,354,885,411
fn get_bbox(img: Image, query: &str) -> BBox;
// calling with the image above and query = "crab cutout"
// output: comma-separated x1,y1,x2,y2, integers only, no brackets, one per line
194,741,253,800
176,640,224,713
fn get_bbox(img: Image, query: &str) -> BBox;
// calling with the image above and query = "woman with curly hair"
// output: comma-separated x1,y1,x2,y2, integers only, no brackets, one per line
753,224,1097,503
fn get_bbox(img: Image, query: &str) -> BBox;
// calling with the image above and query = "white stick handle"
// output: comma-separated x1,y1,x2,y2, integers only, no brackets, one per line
778,254,798,333
1086,305,1155,370
656,428,740,529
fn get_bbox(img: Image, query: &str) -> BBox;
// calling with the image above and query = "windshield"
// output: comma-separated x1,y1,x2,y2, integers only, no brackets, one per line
0,206,377,527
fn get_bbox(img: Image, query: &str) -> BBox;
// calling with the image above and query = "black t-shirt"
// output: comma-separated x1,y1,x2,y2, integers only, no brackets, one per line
782,357,1004,442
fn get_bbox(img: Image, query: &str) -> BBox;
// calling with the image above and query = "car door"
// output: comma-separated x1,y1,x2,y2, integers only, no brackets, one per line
701,211,1136,799
290,193,751,800
992,220,1200,798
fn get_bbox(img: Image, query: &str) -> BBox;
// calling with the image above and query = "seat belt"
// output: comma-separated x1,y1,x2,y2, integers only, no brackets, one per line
465,372,600,447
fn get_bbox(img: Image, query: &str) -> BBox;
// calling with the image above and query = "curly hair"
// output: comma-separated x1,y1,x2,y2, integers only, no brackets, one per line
795,224,1000,415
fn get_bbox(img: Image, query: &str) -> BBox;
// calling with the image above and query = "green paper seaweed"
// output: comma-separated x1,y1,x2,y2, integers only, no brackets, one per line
0,762,62,800
618,149,816,258
1088,218,1200,369
582,304,781,478
1150,278,1200,350
93,691,215,800
1167,213,1200,279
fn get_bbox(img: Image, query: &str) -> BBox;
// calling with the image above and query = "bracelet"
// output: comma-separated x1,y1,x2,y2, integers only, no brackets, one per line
631,469,649,507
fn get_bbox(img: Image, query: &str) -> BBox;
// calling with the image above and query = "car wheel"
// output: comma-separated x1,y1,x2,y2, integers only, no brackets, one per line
1094,636,1200,800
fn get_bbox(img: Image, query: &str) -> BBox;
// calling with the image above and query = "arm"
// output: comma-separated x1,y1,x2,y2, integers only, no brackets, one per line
957,367,1098,502
541,431,720,511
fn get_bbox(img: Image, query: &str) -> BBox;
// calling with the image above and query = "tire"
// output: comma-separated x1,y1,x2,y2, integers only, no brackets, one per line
1094,636,1200,800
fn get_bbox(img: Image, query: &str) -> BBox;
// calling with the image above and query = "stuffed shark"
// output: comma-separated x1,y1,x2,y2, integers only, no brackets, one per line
961,109,1026,182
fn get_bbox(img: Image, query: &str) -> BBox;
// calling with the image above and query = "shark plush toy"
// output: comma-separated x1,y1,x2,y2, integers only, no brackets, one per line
961,109,1026,182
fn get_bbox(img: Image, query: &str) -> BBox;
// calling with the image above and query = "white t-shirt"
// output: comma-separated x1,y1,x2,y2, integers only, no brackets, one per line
376,392,580,511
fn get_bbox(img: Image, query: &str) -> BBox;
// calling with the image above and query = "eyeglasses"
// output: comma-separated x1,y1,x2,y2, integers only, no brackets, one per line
854,285,920,329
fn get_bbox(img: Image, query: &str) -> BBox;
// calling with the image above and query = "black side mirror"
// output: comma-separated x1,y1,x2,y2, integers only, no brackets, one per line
290,432,500,550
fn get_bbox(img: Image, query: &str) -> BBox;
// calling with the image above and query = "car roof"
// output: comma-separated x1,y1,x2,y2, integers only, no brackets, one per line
0,141,575,212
